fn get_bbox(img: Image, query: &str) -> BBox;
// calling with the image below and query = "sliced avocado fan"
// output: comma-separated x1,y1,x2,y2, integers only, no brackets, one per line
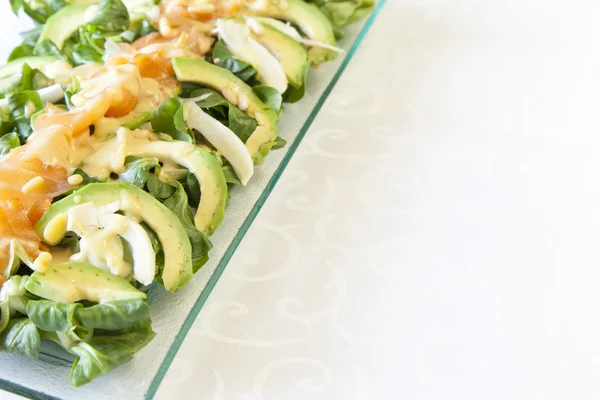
25,262,146,303
172,57,280,164
35,182,194,292
245,0,339,63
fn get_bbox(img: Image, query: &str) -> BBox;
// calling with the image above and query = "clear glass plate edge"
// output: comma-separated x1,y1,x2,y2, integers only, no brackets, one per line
0,2,387,398
147,2,386,397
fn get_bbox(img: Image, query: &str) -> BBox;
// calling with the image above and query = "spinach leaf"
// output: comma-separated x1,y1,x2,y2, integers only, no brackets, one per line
10,0,67,24
253,85,282,113
163,181,212,272
70,319,155,387
21,26,44,46
0,275,31,316
151,98,195,143
182,87,264,144
212,40,257,82
26,300,82,332
0,64,52,99
88,0,130,35
0,132,19,157
8,90,42,142
0,302,9,335
119,157,175,199
181,171,200,208
128,19,157,42
283,59,310,103
308,0,374,37
76,299,151,330
34,39,69,61
272,136,287,150
228,105,257,143
0,318,40,358
8,44,34,62
222,164,241,185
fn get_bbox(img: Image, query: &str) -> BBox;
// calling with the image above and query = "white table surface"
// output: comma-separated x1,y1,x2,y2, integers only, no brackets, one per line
4,0,600,398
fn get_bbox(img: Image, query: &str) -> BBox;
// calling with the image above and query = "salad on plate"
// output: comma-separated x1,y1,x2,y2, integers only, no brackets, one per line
0,0,373,387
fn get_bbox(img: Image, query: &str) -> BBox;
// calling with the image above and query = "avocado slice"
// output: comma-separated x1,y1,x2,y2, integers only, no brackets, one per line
172,57,279,164
252,22,309,90
245,0,338,63
35,182,193,292
183,101,254,186
37,4,90,50
0,56,59,80
80,131,227,235
217,18,288,93
0,56,61,91
132,140,227,235
25,262,145,303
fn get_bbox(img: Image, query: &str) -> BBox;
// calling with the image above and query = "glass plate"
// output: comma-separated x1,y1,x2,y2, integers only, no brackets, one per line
0,2,385,399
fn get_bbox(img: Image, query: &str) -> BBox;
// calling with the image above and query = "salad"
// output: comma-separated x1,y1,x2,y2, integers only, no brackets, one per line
0,0,373,387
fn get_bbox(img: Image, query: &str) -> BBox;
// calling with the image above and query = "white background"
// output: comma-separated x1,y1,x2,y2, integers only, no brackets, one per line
4,0,600,398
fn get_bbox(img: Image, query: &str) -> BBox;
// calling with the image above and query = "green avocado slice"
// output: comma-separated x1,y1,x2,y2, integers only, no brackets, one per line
253,22,309,89
172,57,279,164
245,0,338,63
25,262,145,303
0,56,60,80
37,4,90,50
35,182,193,292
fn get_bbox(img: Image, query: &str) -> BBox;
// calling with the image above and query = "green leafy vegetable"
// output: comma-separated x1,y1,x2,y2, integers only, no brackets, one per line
34,39,69,61
212,40,257,83
272,136,287,150
253,85,283,113
8,90,42,142
308,0,374,37
228,105,257,143
88,0,131,35
222,164,242,185
163,180,212,272
128,19,158,42
151,98,195,143
26,300,82,332
8,44,35,62
70,319,155,387
283,59,310,103
10,0,67,24
0,132,19,157
0,275,31,316
0,302,9,335
182,87,263,144
0,318,41,358
119,157,175,199
76,299,151,330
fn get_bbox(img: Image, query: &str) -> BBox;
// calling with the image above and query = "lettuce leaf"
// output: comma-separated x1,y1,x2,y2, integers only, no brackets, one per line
151,98,195,143
119,157,175,199
76,299,151,331
163,180,212,272
8,90,42,142
0,318,40,358
88,0,130,35
0,302,9,335
70,319,155,387
211,40,257,83
253,85,282,113
181,87,260,144
0,132,19,157
308,0,374,37
26,300,82,333
10,0,67,24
